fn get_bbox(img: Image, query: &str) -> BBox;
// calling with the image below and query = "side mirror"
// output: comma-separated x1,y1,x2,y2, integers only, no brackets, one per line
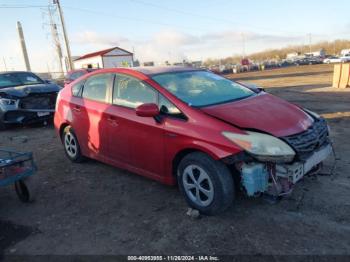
136,103,160,117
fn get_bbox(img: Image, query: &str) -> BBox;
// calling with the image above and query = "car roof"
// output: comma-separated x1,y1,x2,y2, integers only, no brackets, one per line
0,71,35,75
132,66,203,76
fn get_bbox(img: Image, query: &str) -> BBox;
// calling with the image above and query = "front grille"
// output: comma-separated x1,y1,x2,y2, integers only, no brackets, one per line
282,118,329,160
19,93,57,110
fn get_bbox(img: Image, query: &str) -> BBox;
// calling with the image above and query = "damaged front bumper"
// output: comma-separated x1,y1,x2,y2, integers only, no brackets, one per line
1,109,55,124
0,94,57,124
238,143,332,197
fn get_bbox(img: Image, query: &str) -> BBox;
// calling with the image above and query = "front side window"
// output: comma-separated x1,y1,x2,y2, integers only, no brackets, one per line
113,74,157,108
82,74,112,102
152,71,254,107
159,95,183,117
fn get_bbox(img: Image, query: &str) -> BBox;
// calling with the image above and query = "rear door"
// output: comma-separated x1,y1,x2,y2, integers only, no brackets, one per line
78,73,113,160
68,80,91,155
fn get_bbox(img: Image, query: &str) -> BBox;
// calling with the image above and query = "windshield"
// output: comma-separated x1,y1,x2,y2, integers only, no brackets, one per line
152,71,254,107
0,72,44,89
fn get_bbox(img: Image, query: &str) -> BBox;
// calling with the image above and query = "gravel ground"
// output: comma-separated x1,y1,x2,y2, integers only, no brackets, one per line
0,64,349,256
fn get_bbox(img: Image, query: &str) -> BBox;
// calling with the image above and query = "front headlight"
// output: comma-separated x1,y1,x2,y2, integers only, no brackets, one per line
222,131,295,162
0,98,18,106
303,108,320,119
303,108,330,132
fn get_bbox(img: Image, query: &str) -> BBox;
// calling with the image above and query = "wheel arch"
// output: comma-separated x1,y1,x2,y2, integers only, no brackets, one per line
59,122,70,140
171,146,230,180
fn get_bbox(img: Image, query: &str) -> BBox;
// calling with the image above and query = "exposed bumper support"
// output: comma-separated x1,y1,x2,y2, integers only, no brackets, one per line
239,143,332,197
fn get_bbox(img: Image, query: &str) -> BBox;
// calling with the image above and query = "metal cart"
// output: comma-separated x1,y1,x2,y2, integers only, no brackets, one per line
0,149,36,202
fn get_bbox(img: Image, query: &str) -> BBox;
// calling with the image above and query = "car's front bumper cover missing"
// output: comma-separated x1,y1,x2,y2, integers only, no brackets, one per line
0,93,57,125
2,109,55,124
238,143,332,197
275,143,332,184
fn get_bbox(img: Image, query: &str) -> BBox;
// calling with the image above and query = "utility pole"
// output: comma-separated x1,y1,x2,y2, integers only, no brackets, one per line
2,57,7,71
241,32,246,58
16,21,31,71
48,6,64,75
53,0,73,70
308,33,312,54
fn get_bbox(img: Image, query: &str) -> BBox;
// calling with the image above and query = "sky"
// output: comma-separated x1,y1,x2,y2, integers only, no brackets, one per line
0,0,350,72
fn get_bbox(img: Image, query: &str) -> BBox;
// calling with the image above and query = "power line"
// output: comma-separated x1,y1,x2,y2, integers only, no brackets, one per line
0,2,335,37
1,2,347,42
0,5,47,8
128,0,305,35
0,3,208,31
129,0,228,22
62,5,209,32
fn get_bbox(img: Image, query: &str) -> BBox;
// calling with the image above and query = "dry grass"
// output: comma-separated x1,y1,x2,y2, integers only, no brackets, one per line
228,64,334,88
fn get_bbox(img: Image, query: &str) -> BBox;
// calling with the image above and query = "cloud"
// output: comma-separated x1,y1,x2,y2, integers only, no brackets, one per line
72,31,131,48
136,30,199,62
152,30,199,46
202,30,305,43
70,29,310,63
0,28,312,72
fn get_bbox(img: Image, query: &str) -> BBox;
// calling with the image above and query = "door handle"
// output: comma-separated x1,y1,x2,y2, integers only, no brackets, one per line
72,106,81,113
166,132,177,137
107,116,118,126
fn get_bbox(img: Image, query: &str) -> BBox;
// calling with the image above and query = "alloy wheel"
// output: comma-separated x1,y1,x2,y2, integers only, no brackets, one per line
182,164,214,207
64,132,78,158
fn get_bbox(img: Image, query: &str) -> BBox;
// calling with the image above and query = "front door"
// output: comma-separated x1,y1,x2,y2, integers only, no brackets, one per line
107,73,165,179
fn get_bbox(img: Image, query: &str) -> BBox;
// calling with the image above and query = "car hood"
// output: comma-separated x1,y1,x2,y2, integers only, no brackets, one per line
200,93,313,137
0,83,60,98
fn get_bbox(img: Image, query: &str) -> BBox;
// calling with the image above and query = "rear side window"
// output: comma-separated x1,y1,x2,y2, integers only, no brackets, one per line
71,80,84,97
82,74,112,102
113,74,157,108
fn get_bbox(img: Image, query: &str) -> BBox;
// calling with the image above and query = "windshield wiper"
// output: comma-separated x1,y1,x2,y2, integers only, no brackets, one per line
196,93,255,108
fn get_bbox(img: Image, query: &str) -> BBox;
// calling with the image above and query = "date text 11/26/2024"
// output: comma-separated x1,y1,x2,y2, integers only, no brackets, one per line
127,256,219,261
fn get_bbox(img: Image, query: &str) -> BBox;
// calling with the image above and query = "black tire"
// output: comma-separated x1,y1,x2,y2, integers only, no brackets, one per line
177,152,234,215
15,179,35,203
62,126,85,163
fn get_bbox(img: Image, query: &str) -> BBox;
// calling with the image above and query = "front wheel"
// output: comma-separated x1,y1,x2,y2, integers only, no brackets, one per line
177,152,234,215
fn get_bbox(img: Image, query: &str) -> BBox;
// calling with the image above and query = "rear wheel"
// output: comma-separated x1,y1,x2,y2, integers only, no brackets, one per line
177,152,234,215
62,126,84,162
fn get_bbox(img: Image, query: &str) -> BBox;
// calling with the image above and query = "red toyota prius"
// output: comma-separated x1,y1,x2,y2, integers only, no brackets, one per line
54,67,332,215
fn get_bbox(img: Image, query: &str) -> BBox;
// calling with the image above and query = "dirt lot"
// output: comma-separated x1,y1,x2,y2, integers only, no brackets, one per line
1,64,350,256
